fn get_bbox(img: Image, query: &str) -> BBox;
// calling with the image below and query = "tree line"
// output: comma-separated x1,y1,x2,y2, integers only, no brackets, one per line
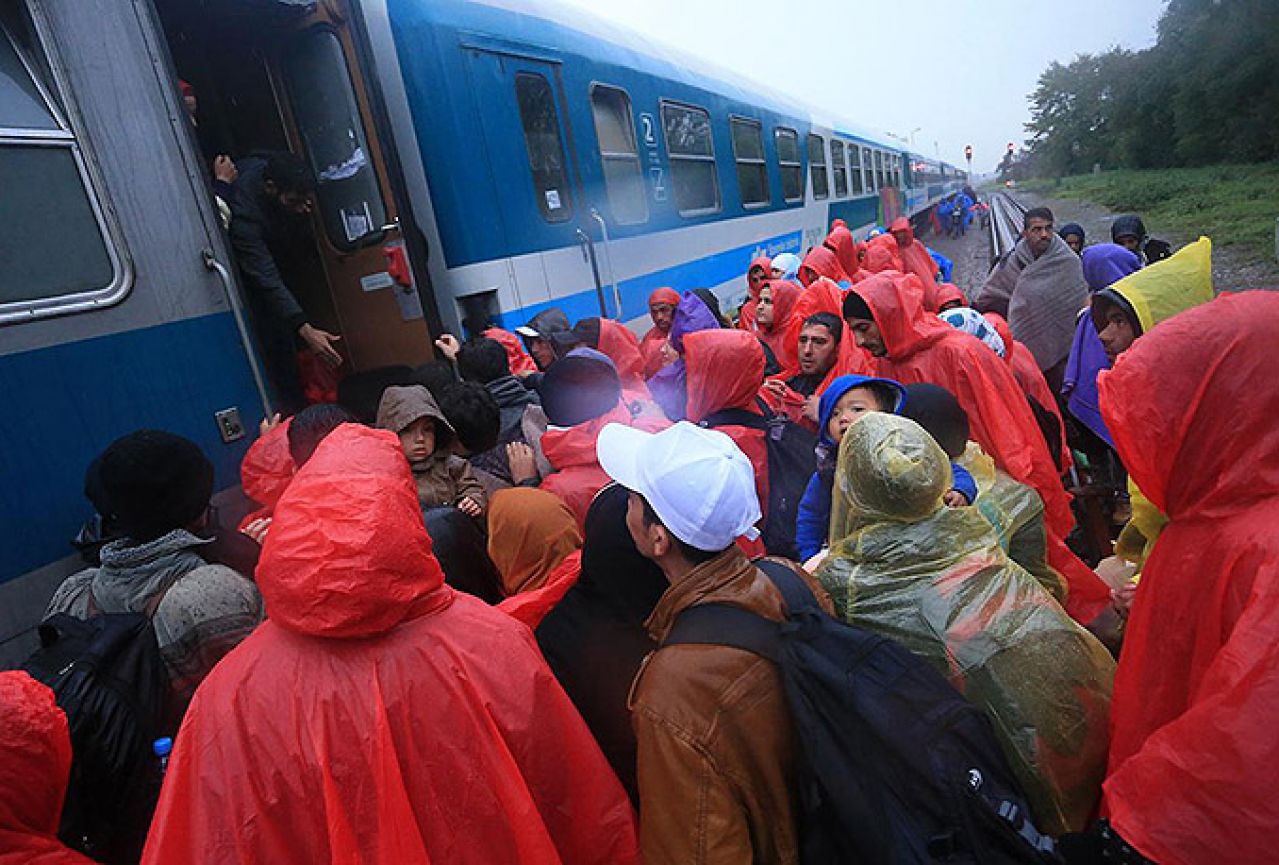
1005,0,1279,179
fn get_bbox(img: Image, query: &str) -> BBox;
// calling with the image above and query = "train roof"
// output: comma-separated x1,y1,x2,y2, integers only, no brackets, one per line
418,0,948,165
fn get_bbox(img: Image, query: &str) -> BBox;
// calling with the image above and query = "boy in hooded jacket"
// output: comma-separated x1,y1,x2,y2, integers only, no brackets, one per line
376,385,485,517
795,375,977,564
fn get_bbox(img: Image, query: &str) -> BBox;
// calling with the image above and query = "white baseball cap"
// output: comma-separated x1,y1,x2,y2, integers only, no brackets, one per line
597,421,761,552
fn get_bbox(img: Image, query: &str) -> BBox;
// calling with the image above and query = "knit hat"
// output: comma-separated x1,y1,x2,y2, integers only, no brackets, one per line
540,355,622,427
97,430,214,541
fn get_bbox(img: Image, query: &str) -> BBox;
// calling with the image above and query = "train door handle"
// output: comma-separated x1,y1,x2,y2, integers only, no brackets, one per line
379,217,401,234
575,227,592,262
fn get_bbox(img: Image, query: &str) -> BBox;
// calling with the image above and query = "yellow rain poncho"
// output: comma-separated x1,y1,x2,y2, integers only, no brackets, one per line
816,413,1115,834
958,442,1067,605
1096,237,1214,570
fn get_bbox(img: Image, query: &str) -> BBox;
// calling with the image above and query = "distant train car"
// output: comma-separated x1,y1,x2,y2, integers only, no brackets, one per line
0,0,965,660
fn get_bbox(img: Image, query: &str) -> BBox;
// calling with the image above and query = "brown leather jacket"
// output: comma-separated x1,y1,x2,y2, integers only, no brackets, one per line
629,549,831,865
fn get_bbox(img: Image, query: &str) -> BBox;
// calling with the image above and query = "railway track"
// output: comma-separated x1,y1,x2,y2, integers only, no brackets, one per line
989,191,1028,264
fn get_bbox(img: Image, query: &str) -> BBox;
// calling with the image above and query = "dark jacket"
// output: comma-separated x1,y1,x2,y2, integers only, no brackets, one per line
535,485,668,805
227,156,306,332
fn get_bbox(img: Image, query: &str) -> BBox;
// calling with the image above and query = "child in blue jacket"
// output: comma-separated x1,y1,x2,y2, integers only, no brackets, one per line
795,375,977,563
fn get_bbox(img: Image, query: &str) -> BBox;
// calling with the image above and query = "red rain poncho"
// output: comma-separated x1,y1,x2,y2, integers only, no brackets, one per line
237,418,294,531
1099,291,1279,865
785,277,874,394
852,274,1108,622
889,217,940,311
640,288,679,379
738,256,771,332
823,225,860,279
757,279,802,375
798,245,849,287
865,233,903,273
499,550,583,630
594,319,658,414
984,312,1072,472
541,403,636,530
141,424,638,865
483,327,539,376
0,672,95,865
684,329,770,516
936,282,966,309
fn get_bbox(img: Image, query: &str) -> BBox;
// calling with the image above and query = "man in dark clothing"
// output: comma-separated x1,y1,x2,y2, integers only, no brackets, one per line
456,337,549,487
786,312,842,397
228,151,342,412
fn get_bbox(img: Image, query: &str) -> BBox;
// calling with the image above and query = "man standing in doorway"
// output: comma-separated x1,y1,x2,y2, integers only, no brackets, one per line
229,150,342,412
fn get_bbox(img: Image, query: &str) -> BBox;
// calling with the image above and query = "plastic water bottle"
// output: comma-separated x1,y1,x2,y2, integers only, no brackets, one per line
153,737,173,776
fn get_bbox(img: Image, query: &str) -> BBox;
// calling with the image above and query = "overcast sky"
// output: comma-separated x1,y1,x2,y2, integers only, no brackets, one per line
554,0,1167,173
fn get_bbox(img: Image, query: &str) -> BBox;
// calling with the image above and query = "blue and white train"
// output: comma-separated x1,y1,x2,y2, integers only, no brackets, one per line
0,0,965,657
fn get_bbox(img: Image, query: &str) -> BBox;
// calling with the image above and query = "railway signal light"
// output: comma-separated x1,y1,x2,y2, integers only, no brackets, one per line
964,145,972,160
1007,142,1015,154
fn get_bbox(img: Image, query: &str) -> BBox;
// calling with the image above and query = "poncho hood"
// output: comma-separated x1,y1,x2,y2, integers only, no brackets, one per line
683,329,765,422
256,424,449,638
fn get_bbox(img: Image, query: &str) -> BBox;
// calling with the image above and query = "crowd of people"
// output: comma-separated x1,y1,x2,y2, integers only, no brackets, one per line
5,197,1276,865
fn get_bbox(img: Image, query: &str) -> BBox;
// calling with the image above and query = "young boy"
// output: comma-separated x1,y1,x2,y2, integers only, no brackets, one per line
795,375,977,564
376,385,485,517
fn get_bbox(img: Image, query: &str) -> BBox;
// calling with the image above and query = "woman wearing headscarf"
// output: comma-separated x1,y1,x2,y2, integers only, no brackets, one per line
798,245,850,287
486,487,583,598
535,484,669,805
816,413,1114,835
754,280,802,375
639,287,680,379
646,291,721,421
738,256,771,332
1058,223,1086,256
769,252,802,282
1063,244,1142,449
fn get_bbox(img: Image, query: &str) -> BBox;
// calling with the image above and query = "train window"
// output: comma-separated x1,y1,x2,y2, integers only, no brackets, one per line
830,139,847,198
660,101,720,216
807,133,828,199
849,145,864,195
774,126,802,202
875,150,885,189
589,85,646,225
512,73,574,223
730,117,769,207
0,6,125,322
284,27,391,247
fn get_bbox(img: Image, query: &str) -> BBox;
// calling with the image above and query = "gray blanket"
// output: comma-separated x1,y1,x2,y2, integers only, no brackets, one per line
975,234,1087,371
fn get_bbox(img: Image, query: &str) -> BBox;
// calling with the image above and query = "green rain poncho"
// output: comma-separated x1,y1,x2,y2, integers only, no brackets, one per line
816,413,1114,834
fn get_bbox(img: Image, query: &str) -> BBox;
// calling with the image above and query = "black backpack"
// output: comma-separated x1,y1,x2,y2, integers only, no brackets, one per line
24,587,175,864
700,401,816,560
664,560,1060,865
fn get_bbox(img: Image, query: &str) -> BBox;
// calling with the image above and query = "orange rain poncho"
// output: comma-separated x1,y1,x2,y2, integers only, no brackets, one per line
237,418,294,531
738,257,771,332
864,232,903,273
756,279,802,375
0,672,95,865
640,288,679,379
851,274,1109,623
483,327,539,377
984,312,1072,473
817,414,1113,834
798,245,849,287
823,224,861,280
141,424,639,865
1099,291,1279,865
889,217,940,311
684,329,770,514
487,487,583,597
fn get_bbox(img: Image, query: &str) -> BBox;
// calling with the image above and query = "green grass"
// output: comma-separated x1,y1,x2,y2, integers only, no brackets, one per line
1022,164,1279,258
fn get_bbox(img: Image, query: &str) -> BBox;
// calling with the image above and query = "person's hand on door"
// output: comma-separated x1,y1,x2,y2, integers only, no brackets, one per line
213,154,238,184
299,322,343,368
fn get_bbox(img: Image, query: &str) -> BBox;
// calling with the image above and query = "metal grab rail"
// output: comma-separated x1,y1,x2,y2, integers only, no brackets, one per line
202,249,274,419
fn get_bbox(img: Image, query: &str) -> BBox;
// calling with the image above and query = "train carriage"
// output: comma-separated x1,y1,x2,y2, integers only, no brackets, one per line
0,0,964,661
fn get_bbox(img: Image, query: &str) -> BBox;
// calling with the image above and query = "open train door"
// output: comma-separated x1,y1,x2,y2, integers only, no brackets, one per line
273,3,434,370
